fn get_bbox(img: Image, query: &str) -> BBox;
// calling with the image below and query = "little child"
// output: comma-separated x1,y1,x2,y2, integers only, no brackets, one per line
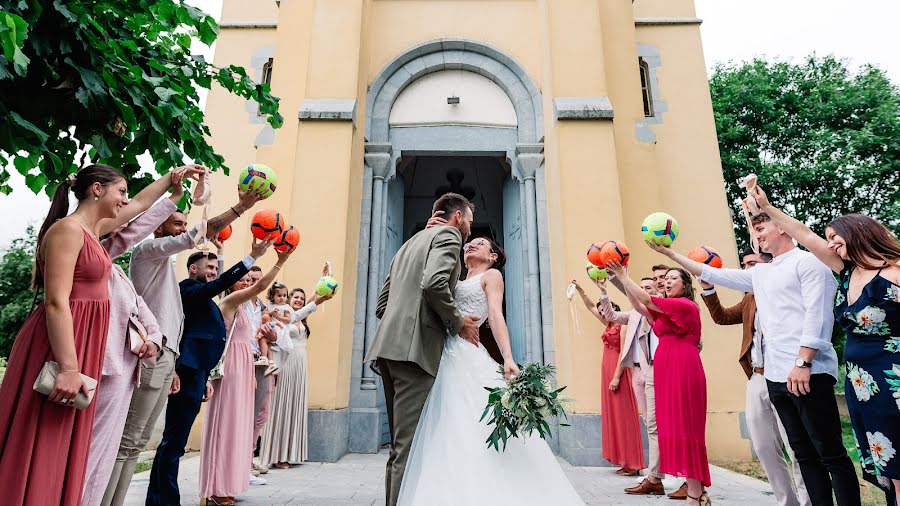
261,282,294,376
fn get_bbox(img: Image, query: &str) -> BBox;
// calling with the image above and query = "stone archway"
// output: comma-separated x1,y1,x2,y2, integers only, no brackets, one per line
349,39,554,454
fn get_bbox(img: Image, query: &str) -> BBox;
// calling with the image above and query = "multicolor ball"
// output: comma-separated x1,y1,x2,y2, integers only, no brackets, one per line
239,163,278,198
641,212,680,247
217,225,232,242
250,209,284,240
587,242,606,267
274,226,300,252
688,245,723,268
599,240,630,267
586,264,608,281
316,276,339,297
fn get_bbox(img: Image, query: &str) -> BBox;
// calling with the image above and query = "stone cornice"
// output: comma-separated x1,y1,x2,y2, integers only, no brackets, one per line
298,98,357,124
219,22,278,29
553,97,614,120
634,17,703,26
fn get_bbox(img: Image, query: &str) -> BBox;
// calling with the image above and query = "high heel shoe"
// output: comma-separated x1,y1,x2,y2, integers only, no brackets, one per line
207,496,236,506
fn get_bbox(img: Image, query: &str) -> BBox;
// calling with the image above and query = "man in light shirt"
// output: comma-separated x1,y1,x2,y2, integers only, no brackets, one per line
102,185,266,506
700,250,810,506
658,212,859,506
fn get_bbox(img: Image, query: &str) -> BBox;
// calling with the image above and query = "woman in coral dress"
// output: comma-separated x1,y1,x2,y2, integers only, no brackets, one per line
608,258,711,506
0,164,184,506
573,282,646,475
199,242,294,506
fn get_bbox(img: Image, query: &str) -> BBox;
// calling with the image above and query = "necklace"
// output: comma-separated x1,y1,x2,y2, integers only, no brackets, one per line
71,213,99,240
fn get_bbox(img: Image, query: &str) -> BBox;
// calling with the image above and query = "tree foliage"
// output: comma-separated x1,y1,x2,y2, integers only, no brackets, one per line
0,1,283,196
709,56,900,252
0,226,39,358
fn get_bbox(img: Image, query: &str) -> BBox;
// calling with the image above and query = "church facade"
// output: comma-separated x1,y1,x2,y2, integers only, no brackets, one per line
199,0,753,465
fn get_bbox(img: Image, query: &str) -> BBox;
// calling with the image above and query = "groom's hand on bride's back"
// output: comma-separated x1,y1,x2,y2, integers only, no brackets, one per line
460,315,480,345
425,210,449,228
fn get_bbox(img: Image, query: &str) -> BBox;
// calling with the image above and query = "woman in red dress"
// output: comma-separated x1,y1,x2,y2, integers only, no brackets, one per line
607,256,711,506
573,282,646,476
0,164,198,506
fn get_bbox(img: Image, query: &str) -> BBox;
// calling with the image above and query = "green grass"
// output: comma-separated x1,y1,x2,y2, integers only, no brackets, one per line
134,460,152,474
717,416,886,506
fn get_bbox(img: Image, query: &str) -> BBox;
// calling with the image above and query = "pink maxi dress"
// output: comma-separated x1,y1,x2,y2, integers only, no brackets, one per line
199,305,256,499
600,323,646,470
648,296,710,486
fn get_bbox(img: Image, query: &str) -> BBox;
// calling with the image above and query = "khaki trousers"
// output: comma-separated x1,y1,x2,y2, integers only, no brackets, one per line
101,347,176,506
642,364,664,480
377,358,436,506
746,373,811,506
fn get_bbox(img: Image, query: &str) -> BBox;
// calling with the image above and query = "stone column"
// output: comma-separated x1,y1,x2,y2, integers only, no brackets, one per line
362,143,392,389
516,144,545,364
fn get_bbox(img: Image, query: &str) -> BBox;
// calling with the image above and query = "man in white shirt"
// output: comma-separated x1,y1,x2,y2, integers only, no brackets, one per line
659,212,860,506
700,250,810,506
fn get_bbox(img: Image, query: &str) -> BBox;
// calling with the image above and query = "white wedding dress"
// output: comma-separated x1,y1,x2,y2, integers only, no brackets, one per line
397,273,585,505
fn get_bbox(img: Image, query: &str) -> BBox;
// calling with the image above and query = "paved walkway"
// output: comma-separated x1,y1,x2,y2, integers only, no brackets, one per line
124,451,778,505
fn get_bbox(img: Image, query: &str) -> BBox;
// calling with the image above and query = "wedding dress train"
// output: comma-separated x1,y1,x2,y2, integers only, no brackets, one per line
397,272,585,505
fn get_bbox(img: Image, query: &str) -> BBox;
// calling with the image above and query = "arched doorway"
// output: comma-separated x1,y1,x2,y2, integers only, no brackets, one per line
349,39,552,453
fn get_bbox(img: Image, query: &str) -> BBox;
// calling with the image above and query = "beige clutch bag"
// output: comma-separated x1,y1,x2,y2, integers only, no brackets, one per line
32,361,97,409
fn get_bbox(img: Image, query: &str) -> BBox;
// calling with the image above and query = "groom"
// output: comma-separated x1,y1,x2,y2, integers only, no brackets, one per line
365,192,481,505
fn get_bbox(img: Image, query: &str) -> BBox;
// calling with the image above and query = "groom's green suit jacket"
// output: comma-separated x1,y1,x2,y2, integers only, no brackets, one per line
364,225,465,377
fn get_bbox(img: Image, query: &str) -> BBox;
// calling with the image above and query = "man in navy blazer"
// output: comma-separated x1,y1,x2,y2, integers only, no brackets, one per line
147,240,270,506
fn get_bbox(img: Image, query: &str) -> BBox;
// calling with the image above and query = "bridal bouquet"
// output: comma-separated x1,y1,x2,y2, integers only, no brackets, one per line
480,362,569,451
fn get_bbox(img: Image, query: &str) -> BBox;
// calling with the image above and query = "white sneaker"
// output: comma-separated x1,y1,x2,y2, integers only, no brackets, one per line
249,474,267,486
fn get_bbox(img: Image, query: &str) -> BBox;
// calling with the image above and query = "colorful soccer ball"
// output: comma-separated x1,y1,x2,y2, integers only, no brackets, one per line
316,276,339,297
641,212,680,247
250,209,284,240
217,225,232,242
587,242,606,267
586,264,608,281
599,240,630,267
688,245,723,268
239,163,278,198
274,226,300,252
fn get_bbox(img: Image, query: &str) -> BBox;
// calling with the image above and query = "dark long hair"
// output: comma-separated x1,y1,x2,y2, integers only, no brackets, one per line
666,267,696,301
484,237,506,270
290,288,311,338
828,214,900,270
32,164,125,290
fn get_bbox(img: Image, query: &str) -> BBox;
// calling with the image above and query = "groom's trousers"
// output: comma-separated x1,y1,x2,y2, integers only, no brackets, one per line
377,358,436,506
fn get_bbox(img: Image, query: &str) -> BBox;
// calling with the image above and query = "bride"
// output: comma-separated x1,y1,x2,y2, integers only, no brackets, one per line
398,236,585,505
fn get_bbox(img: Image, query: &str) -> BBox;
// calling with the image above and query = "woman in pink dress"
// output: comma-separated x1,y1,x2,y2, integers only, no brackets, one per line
0,164,188,506
199,241,294,506
573,284,646,475
607,257,711,506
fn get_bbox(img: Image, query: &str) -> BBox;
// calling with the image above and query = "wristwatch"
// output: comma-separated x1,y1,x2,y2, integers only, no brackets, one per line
794,358,812,368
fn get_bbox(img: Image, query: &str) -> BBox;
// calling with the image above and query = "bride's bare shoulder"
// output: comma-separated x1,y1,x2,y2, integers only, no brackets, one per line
481,269,504,286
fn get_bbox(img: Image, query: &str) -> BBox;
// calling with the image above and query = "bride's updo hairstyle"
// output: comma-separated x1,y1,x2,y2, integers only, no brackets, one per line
485,238,506,270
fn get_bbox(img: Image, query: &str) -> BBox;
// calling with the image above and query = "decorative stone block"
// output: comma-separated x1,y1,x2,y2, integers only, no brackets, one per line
298,98,357,124
553,96,614,120
307,408,350,462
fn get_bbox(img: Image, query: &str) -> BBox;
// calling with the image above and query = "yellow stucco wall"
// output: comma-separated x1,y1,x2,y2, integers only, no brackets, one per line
193,0,751,459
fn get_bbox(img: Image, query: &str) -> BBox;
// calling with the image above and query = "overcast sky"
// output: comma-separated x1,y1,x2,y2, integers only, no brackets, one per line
1,0,898,248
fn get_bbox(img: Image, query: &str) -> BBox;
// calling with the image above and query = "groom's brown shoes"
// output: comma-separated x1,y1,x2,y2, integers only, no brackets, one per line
625,478,665,495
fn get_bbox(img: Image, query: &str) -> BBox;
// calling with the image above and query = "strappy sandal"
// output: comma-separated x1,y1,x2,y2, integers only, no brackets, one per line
207,496,236,506
616,468,640,476
687,491,712,506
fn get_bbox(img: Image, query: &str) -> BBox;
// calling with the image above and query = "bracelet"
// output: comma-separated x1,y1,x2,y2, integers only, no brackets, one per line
230,206,242,217
272,264,282,271
60,368,79,373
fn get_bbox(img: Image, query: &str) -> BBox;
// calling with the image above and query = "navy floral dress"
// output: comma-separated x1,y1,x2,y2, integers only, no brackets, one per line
835,262,900,494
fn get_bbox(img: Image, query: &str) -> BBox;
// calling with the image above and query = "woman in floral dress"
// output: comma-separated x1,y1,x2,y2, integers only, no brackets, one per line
754,185,900,504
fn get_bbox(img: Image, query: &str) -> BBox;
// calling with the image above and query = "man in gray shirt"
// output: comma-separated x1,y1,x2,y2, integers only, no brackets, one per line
102,183,267,506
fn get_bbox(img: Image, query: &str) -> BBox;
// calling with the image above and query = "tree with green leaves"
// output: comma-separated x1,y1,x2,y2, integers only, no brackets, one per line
709,55,900,252
0,1,283,196
0,226,39,358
